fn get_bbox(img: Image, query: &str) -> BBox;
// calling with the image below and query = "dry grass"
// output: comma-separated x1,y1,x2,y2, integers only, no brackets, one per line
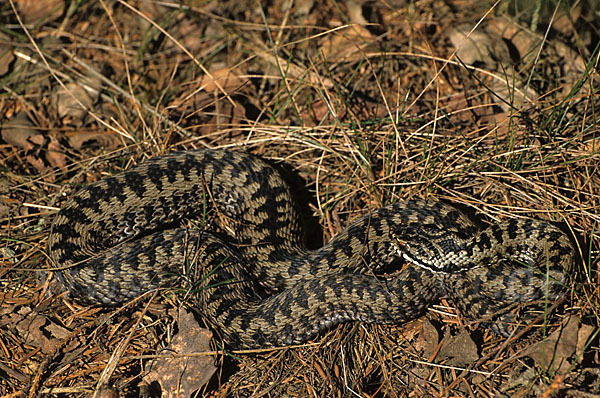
1,0,599,396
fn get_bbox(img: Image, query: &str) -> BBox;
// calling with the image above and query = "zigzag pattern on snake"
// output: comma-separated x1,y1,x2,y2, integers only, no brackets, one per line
48,149,575,348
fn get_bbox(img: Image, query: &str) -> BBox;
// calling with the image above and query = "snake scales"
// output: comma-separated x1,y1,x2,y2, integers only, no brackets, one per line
48,149,575,349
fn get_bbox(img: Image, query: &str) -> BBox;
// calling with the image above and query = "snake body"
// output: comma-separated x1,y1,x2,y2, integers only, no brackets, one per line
48,149,575,348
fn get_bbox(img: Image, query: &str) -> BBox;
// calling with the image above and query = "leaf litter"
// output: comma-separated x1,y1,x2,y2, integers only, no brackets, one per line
1,0,599,396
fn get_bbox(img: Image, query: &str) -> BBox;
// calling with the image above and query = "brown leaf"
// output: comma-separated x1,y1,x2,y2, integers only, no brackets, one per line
415,319,440,360
0,32,15,76
53,76,102,126
522,315,595,375
199,100,247,137
447,25,511,68
487,17,586,79
488,74,539,110
320,25,374,63
46,135,67,169
436,330,479,366
295,0,314,16
448,22,543,110
346,0,367,25
175,19,208,55
54,82,93,124
447,24,539,110
552,3,581,37
576,323,596,355
14,0,64,24
143,308,216,396
200,66,249,93
66,130,122,150
93,384,119,398
301,97,338,125
1,112,39,150
1,305,71,354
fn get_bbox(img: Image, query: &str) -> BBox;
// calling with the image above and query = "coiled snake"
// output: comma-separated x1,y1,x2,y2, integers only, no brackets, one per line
48,149,574,348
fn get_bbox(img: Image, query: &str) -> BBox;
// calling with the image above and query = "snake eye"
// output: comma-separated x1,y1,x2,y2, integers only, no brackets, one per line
390,232,405,247
389,232,407,255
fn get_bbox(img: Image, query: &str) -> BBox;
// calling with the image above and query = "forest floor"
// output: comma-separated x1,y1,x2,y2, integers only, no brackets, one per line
1,0,600,397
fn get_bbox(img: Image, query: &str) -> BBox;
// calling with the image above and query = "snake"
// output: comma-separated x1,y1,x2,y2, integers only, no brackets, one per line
48,149,575,349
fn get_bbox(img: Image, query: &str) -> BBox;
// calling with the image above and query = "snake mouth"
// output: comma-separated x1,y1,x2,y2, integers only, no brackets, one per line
401,250,483,274
388,233,444,274
389,234,479,275
401,251,448,274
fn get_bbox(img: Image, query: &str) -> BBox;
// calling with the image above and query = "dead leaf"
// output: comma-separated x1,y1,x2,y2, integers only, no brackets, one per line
65,130,122,150
436,330,479,366
54,82,93,124
448,25,505,67
46,135,67,169
1,117,66,178
502,366,540,395
0,203,10,219
302,97,339,125
576,323,596,355
143,308,216,397
138,0,169,20
0,32,15,76
94,384,119,398
552,3,581,37
522,315,596,375
346,0,367,25
488,76,539,110
200,99,247,137
415,319,439,360
14,0,64,24
295,0,314,16
1,305,71,354
175,19,209,55
447,24,538,110
1,112,39,150
487,17,586,80
200,66,249,93
2,115,78,173
8,129,64,179
320,25,374,63
448,26,492,65
53,75,102,126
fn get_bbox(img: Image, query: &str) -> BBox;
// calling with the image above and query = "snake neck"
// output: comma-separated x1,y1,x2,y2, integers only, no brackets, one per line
398,229,497,274
400,217,574,278
245,203,510,292
248,206,441,292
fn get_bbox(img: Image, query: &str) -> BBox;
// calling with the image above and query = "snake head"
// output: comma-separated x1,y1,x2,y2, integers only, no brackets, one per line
389,230,474,274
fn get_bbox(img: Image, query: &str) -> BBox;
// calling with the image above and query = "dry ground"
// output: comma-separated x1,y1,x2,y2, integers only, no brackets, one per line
1,0,600,397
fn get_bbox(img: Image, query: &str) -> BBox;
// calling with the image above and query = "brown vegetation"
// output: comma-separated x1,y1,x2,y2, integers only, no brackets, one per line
1,0,599,396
